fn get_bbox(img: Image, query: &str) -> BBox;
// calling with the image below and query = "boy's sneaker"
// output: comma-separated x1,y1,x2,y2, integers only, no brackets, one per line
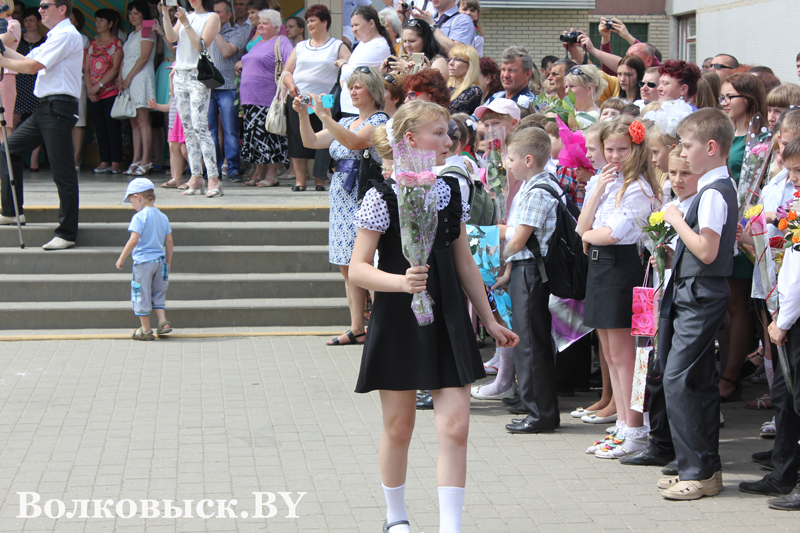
42,237,75,250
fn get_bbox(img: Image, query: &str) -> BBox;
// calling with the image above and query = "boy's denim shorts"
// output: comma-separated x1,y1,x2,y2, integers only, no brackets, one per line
131,258,169,316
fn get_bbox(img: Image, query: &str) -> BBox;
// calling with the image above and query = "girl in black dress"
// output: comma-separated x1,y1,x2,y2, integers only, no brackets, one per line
349,100,518,533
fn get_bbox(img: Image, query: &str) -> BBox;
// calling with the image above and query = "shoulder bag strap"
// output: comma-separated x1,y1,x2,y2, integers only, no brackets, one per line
273,36,283,85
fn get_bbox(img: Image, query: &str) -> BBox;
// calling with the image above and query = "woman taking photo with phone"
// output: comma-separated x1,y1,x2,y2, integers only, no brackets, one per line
159,0,221,197
381,18,447,81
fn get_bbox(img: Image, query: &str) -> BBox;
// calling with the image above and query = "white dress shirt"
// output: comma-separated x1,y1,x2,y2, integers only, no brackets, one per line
585,174,655,245
28,18,83,99
777,247,800,331
694,166,733,236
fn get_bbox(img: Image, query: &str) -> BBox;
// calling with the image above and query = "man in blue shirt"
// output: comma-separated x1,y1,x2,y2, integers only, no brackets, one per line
483,46,537,112
397,0,472,55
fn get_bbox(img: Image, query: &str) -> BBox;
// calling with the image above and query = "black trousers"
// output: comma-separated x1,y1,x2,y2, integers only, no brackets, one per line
771,320,800,485
88,95,122,164
509,259,559,428
0,96,79,241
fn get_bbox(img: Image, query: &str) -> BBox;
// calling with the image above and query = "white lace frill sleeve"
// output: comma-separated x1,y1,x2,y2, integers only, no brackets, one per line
354,188,390,233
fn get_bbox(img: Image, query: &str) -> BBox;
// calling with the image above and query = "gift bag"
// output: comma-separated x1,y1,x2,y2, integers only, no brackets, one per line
631,346,652,413
631,265,658,337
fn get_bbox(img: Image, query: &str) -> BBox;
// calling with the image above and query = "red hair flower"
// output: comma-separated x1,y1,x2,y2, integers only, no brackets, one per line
629,121,646,145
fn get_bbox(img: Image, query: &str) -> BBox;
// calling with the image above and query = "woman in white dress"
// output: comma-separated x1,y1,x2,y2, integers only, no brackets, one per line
120,0,156,175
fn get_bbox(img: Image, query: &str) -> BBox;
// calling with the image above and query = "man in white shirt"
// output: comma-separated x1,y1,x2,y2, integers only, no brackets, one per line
0,0,83,249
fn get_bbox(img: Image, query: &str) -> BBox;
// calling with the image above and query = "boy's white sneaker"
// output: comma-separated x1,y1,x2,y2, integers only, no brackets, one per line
0,214,25,225
42,237,75,250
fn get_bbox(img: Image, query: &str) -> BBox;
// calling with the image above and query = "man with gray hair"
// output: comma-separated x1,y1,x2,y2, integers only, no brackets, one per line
482,45,536,110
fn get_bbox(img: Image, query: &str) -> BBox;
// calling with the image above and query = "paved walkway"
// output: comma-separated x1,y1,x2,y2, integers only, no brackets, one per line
0,335,794,532
20,171,330,208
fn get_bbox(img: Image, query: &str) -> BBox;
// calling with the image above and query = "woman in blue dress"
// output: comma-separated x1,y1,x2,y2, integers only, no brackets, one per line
294,66,388,346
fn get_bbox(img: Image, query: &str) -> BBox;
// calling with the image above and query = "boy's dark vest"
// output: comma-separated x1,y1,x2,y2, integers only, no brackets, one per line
674,179,738,280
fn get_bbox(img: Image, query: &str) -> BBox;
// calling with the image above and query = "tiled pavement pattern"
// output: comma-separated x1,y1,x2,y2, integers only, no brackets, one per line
0,336,794,532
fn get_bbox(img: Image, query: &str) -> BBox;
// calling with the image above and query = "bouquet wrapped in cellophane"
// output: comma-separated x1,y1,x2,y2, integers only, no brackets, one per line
483,125,508,223
641,208,676,292
737,115,773,221
467,224,512,329
393,140,438,326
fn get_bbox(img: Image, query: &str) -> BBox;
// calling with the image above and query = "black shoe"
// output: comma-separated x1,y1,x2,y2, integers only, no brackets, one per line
619,448,675,467
502,396,521,406
505,420,555,434
759,457,775,470
383,519,410,531
752,449,773,463
661,459,678,476
416,393,433,410
768,486,800,510
739,475,795,496
506,402,530,415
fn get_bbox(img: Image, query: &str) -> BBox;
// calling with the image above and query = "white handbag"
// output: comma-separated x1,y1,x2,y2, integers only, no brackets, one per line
110,90,136,120
264,38,287,136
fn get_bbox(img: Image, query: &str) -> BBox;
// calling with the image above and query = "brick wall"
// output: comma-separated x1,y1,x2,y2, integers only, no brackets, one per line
481,9,589,64
481,10,669,66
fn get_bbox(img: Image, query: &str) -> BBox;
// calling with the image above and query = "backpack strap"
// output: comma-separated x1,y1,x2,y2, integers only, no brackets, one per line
525,180,565,285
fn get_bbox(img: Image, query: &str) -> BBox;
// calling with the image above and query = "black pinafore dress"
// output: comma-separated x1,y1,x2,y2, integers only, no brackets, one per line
354,177,486,393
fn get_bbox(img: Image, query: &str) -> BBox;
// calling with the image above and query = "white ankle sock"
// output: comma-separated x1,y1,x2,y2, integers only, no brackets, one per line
477,348,515,396
765,358,774,389
382,484,410,532
438,486,465,533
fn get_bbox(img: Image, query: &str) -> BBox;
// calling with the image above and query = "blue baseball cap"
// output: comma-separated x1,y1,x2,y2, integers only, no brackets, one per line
123,178,155,203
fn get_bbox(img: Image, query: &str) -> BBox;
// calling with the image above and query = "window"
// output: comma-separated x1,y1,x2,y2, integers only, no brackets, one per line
678,15,696,64
587,23,649,69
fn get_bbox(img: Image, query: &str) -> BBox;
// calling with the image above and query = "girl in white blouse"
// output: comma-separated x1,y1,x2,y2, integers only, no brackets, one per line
577,116,661,459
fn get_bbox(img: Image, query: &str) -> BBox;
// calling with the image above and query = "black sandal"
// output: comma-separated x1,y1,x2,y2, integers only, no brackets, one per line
326,330,366,346
719,376,742,403
291,185,306,191
383,519,410,532
315,185,326,191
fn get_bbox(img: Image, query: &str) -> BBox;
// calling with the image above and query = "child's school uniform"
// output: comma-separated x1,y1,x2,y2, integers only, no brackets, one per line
642,192,696,464
583,174,654,329
659,165,737,481
353,177,484,392
129,207,172,317
507,171,564,429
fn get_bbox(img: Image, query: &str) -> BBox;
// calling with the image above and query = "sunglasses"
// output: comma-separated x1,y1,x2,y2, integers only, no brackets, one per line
568,67,586,76
638,81,657,89
406,91,426,101
719,94,746,105
384,74,397,85
38,2,58,9
448,57,468,65
355,66,372,74
402,19,423,28
711,63,734,70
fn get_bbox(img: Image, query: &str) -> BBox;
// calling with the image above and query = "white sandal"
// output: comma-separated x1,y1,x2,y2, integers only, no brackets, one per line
760,417,776,438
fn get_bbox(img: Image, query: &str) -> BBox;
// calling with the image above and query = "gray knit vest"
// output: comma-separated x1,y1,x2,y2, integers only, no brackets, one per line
674,179,738,279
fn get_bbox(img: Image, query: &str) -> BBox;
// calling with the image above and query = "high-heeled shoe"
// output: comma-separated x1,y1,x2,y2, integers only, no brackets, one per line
182,177,204,196
719,376,743,403
133,162,153,176
123,161,141,175
206,179,224,198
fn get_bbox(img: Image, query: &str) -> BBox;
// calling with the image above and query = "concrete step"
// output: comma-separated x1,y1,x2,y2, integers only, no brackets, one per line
21,205,330,224
0,246,335,274
0,221,329,248
0,298,350,330
0,273,345,302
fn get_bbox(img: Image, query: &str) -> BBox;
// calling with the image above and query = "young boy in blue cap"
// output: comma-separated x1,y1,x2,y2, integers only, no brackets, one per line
115,178,174,340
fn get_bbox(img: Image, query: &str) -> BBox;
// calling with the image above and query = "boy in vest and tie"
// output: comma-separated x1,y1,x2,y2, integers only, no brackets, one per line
657,108,738,500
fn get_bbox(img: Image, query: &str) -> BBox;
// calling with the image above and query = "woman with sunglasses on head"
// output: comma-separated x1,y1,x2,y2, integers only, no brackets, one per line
564,64,607,128
294,67,389,347
382,18,447,81
717,72,768,402
383,72,405,117
282,4,349,191
638,67,660,105
446,43,480,115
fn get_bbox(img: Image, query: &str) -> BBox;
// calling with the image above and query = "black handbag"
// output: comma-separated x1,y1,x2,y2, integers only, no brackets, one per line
197,38,224,89
356,112,389,201
329,67,343,122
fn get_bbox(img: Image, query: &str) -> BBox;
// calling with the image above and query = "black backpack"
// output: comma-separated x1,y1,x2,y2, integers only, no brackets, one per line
525,181,587,301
